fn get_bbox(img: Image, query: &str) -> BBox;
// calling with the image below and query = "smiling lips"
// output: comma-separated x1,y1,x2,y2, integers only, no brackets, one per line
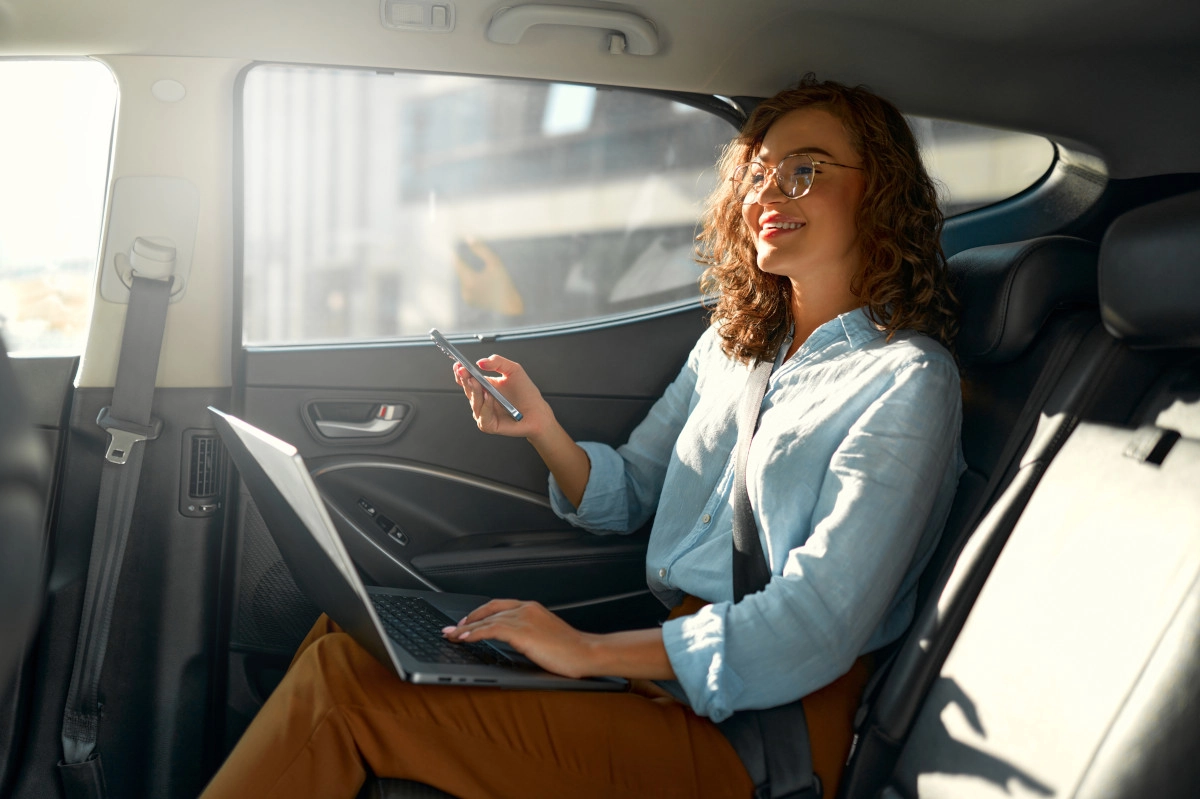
758,215,806,240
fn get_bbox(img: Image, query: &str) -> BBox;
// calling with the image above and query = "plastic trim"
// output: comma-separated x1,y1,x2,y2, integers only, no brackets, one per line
311,458,552,509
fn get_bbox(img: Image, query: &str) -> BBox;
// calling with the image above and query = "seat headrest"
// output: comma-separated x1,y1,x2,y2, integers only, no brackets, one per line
951,236,1098,364
1099,190,1200,349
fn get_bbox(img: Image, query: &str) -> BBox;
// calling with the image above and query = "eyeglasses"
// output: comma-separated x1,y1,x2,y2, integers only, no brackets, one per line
731,153,863,204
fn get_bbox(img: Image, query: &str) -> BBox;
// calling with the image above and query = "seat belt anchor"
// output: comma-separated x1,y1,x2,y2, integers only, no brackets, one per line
96,407,162,465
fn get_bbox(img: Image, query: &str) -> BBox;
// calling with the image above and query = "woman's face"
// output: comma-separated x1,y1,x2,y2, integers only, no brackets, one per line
740,107,866,292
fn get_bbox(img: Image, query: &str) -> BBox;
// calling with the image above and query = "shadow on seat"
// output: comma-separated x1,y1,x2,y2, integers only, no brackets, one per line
0,336,52,795
359,775,457,799
0,338,50,687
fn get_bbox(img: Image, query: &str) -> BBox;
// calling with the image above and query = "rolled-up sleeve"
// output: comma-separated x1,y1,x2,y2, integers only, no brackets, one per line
548,330,709,533
662,355,962,720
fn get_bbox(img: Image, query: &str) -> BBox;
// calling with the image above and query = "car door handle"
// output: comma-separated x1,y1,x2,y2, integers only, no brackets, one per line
314,417,402,438
311,403,408,439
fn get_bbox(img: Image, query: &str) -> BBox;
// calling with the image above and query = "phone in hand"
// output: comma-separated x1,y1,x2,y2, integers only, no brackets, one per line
429,328,523,422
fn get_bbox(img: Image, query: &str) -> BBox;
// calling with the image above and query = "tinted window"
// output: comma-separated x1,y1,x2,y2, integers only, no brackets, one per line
240,67,735,345
909,117,1058,216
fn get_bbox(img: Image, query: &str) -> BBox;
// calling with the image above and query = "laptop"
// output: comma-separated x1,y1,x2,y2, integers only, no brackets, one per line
209,407,625,692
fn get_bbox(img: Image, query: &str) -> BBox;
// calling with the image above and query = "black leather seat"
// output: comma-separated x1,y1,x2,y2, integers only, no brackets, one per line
0,338,50,687
886,189,1200,798
360,777,457,799
842,235,1153,797
0,337,52,794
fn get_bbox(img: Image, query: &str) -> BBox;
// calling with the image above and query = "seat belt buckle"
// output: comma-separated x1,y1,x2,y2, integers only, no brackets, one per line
96,407,162,465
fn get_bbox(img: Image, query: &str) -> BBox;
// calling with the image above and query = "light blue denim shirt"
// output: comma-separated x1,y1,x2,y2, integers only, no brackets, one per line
549,309,965,722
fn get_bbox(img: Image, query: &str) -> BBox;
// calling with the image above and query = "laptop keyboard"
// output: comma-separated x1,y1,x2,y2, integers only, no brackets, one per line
371,594,511,667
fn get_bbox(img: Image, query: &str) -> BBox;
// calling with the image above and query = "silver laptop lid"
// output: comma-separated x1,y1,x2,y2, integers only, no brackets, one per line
209,407,401,673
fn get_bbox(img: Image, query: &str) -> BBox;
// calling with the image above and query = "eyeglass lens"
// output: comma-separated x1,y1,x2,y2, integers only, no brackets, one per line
733,154,816,203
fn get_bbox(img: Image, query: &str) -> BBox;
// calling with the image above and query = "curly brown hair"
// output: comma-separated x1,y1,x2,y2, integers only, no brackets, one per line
698,76,958,363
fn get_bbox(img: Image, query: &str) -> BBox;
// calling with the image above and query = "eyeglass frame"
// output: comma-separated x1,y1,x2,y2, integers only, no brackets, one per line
731,153,864,204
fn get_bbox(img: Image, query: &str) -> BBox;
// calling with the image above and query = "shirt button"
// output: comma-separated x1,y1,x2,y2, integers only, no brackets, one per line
658,567,666,579
702,513,711,524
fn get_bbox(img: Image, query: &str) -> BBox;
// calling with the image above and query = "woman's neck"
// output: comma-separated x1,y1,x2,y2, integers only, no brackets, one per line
785,281,863,360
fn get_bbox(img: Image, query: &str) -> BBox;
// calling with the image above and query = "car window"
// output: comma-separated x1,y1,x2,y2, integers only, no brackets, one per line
909,117,1057,217
0,60,116,354
240,66,737,345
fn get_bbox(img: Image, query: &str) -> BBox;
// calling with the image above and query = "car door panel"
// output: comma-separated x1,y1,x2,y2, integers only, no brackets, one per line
229,309,706,672
315,462,657,620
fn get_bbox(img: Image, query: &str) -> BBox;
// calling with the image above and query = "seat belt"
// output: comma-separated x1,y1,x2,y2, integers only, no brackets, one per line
717,357,822,799
58,274,172,799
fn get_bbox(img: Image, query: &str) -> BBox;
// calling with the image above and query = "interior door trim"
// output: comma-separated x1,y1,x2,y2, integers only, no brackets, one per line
311,458,552,508
546,588,652,612
327,502,442,591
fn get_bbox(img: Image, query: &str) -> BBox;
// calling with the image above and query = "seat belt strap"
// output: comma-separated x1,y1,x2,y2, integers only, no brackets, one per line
719,357,822,799
58,275,171,799
731,358,774,601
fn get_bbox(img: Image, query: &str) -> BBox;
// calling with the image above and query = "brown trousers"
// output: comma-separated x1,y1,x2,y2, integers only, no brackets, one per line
200,604,869,799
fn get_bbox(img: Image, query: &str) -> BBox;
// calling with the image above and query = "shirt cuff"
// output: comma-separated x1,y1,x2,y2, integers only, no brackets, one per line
662,603,744,722
547,441,631,532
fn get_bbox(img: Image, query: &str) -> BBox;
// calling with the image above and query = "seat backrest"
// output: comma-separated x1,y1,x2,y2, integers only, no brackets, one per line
924,236,1100,604
840,235,1144,798
888,189,1200,799
0,338,51,686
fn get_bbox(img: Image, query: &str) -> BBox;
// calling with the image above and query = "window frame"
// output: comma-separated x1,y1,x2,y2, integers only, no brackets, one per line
233,64,1086,355
232,61,747,353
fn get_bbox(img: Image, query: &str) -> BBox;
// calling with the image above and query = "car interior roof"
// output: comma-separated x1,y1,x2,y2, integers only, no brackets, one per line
3,0,1199,179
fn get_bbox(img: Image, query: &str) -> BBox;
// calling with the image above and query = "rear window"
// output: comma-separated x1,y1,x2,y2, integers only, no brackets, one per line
239,66,736,345
910,118,1057,216
0,60,116,354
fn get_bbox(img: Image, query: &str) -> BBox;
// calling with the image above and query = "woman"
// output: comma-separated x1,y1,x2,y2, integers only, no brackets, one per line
200,77,963,799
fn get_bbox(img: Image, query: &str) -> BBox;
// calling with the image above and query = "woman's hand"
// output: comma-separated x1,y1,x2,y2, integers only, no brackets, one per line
454,356,553,439
453,354,592,507
441,599,597,679
441,600,677,681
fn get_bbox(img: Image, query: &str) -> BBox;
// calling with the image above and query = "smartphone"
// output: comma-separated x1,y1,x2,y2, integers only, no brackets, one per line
429,328,523,422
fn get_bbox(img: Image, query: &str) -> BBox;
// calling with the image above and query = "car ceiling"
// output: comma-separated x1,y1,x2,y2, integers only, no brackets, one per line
1,0,1199,179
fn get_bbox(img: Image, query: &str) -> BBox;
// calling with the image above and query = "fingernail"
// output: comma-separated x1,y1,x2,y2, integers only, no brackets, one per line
457,631,470,640
458,617,467,625
441,626,455,635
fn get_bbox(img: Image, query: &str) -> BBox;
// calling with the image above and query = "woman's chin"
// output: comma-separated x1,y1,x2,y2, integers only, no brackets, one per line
755,252,796,277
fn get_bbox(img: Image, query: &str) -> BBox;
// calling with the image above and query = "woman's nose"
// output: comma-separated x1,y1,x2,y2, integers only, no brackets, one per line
757,179,787,204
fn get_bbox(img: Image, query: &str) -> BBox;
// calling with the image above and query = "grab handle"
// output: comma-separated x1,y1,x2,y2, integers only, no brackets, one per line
486,4,659,55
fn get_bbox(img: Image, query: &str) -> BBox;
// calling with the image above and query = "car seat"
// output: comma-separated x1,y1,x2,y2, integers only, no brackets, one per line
0,337,52,793
884,188,1200,798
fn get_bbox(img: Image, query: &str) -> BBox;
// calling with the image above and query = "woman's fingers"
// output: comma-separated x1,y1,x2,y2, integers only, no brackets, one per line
452,354,547,438
454,363,500,430
476,354,522,379
442,599,534,639
459,598,523,625
442,603,523,641
439,601,593,678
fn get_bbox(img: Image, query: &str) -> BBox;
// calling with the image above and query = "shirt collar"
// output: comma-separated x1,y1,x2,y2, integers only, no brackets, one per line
775,308,885,370
838,307,887,349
